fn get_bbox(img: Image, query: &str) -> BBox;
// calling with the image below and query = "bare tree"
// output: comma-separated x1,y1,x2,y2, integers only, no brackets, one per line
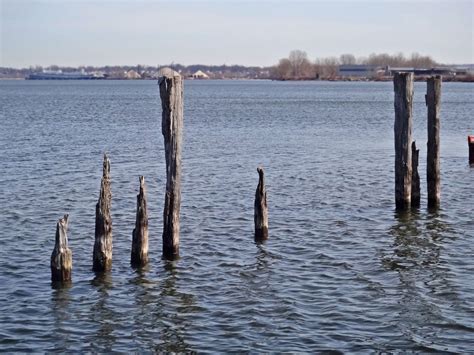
339,53,356,65
407,52,436,68
300,59,315,79
273,50,438,80
314,58,322,78
363,52,436,68
272,58,291,80
322,57,339,79
271,50,315,80
314,57,340,79
288,50,314,79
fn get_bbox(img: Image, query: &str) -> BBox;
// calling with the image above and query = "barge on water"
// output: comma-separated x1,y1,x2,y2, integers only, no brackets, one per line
27,69,104,80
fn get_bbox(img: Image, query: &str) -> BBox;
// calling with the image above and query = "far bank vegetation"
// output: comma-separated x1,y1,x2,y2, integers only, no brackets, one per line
271,50,438,80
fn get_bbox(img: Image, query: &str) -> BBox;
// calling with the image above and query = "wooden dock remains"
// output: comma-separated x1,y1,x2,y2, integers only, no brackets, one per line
411,141,420,208
131,176,149,267
159,68,183,260
254,167,269,241
51,214,72,282
469,135,474,165
426,75,441,208
393,72,414,210
93,153,112,271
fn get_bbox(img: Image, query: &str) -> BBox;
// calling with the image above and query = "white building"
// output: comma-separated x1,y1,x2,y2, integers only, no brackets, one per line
192,70,209,79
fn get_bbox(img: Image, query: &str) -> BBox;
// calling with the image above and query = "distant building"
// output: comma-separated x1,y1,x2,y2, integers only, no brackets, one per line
125,70,141,79
453,64,474,74
192,70,209,79
339,64,380,78
27,69,102,80
385,66,455,76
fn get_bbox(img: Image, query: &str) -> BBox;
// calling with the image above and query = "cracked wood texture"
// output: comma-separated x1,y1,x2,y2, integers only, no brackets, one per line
93,153,112,271
131,176,149,267
393,72,413,210
51,214,72,282
426,75,441,209
254,167,269,241
159,68,183,260
411,141,420,208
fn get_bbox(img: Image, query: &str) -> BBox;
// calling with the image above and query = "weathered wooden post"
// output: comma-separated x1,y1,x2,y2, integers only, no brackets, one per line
469,135,474,165
93,153,112,272
393,72,414,210
411,141,420,208
426,75,441,208
159,68,183,260
51,214,72,282
131,176,149,267
254,167,269,240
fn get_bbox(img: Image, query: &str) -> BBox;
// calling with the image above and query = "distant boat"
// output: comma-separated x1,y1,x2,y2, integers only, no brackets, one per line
27,69,104,80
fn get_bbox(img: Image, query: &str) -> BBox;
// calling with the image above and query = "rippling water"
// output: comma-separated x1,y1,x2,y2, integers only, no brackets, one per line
0,80,473,352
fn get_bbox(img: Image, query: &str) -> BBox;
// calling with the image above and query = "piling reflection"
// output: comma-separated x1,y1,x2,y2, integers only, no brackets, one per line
255,243,270,273
239,242,273,296
131,260,195,352
90,272,117,352
385,209,444,272
51,281,72,352
384,209,456,347
159,261,193,352
387,210,438,268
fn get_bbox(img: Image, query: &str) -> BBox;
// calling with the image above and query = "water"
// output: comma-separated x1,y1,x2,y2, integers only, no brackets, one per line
0,80,473,352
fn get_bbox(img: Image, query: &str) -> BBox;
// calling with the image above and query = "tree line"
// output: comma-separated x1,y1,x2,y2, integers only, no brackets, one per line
271,50,438,80
0,51,443,80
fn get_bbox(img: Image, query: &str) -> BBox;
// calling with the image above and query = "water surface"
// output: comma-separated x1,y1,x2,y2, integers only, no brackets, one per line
0,80,473,352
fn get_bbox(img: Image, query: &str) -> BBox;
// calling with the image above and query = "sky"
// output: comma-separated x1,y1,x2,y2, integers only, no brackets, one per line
0,0,472,68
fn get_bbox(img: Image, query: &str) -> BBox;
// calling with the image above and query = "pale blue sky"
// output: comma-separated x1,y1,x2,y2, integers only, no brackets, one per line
0,0,472,67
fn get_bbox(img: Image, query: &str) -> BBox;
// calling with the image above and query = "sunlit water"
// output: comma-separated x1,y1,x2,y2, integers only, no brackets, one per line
0,80,473,352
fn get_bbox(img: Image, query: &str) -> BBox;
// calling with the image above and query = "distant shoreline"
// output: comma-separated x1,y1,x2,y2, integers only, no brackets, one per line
1,77,472,83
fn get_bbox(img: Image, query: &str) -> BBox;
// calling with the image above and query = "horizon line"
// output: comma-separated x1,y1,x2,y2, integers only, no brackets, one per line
3,61,474,70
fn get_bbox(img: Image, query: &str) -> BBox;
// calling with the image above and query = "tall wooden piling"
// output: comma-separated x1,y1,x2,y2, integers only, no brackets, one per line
51,214,72,282
426,75,441,208
131,176,149,267
93,153,112,272
159,68,183,260
411,141,420,208
393,72,414,210
469,135,474,165
254,167,269,240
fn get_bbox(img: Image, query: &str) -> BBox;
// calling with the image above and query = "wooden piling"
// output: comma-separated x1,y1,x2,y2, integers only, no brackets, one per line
254,167,269,241
131,176,149,267
159,68,183,260
93,153,112,272
51,214,72,282
469,135,474,165
411,141,420,208
426,75,441,208
393,72,414,210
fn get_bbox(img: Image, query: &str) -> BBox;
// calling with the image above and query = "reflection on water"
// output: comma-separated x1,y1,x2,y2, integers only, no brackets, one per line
129,261,196,352
159,261,193,352
387,210,440,269
51,282,72,352
90,272,117,352
385,210,461,351
255,243,270,273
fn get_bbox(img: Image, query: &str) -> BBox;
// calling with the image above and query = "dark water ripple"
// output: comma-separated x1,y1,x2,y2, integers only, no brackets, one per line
0,80,473,352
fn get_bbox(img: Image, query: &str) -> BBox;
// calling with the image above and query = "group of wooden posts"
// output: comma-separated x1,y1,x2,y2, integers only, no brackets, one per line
51,68,269,282
393,73,445,211
51,70,470,282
